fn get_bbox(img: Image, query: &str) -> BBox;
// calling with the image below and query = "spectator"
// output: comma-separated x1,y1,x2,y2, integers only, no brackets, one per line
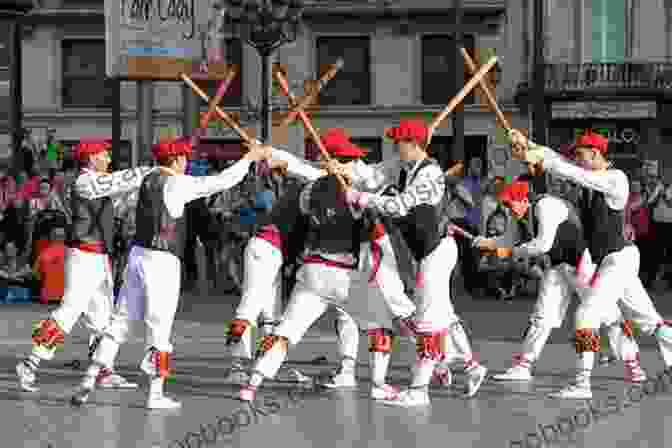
33,227,66,304
651,183,672,287
3,196,30,255
0,166,18,217
457,157,486,295
625,178,655,286
478,208,522,300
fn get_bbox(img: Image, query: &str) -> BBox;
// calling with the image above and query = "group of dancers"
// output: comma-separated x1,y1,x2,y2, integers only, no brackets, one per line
15,116,672,411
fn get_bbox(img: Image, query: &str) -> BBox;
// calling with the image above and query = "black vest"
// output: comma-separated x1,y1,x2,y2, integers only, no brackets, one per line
394,159,445,262
579,187,629,264
134,171,188,259
302,175,366,260
532,195,586,267
68,173,115,254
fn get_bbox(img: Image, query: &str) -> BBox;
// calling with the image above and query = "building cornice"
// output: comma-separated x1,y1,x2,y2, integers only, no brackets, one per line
18,103,520,121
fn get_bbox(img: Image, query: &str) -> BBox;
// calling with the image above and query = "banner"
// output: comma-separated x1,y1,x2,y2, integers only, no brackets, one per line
105,0,231,80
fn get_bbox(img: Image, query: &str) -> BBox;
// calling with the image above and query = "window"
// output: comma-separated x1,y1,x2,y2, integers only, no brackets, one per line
62,40,114,108
316,36,371,106
0,22,9,69
195,39,243,108
591,0,625,62
351,137,382,163
421,34,476,106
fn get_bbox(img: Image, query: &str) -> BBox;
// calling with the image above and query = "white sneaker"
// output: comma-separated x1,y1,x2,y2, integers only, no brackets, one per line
222,366,250,385
16,362,38,392
381,388,430,407
146,396,181,410
318,372,356,388
432,367,452,387
96,369,138,389
493,365,532,381
370,384,400,400
465,365,488,397
548,383,592,399
276,367,312,383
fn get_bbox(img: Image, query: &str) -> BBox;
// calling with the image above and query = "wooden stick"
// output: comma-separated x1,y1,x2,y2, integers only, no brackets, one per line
280,58,345,127
429,56,499,131
200,67,238,130
181,73,254,145
274,70,348,190
460,48,510,130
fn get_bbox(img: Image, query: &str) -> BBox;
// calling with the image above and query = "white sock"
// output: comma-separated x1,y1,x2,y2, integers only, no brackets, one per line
575,352,595,387
253,345,288,380
82,363,102,389
92,337,121,369
336,311,359,362
149,376,164,399
410,357,437,389
339,356,356,376
231,325,253,360
521,321,552,362
449,322,479,371
370,352,391,387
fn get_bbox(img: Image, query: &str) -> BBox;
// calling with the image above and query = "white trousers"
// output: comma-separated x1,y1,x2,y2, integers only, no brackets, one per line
414,237,460,333
575,245,662,333
533,263,622,329
274,259,414,345
106,246,182,353
51,249,114,335
235,237,283,324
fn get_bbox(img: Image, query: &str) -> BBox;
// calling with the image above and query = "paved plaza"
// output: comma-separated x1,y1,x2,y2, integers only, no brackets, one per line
1,292,672,448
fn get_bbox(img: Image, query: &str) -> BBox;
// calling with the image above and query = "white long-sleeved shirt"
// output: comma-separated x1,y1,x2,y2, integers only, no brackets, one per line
512,195,569,259
162,159,253,219
534,146,629,211
351,159,446,218
264,144,323,182
75,167,155,200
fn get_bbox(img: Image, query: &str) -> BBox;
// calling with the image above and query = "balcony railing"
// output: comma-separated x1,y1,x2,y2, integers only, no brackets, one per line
544,62,672,92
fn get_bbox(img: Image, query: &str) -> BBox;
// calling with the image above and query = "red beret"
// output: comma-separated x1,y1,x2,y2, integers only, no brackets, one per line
152,137,193,160
575,131,608,154
321,128,368,158
73,139,111,161
498,180,529,204
386,119,428,146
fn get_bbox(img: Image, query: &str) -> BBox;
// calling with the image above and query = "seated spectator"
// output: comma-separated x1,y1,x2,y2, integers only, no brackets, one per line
478,209,523,300
33,227,66,304
0,241,32,286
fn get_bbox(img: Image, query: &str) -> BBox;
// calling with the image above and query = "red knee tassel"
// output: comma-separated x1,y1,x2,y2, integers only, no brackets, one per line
155,352,171,378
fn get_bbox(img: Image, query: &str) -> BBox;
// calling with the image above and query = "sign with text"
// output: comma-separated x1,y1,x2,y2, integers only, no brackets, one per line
552,101,657,119
104,0,231,80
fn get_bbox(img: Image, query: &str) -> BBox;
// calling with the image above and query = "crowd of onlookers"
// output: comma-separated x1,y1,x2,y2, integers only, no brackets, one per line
1,132,671,305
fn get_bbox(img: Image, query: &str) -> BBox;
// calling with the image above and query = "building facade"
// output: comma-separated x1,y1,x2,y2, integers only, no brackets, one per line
517,0,672,178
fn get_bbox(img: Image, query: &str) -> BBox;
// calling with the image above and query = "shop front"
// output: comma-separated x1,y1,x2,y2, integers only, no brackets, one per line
549,100,659,178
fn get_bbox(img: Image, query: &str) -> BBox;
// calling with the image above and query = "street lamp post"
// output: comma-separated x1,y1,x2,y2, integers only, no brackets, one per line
220,0,305,144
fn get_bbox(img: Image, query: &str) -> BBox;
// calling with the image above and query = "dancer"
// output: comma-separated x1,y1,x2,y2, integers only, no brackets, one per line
223,162,320,385
17,139,150,392
508,129,672,399
342,119,488,406
475,176,645,384
71,137,274,409
239,129,415,403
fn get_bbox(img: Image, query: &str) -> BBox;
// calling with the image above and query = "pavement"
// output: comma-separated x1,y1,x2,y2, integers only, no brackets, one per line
1,290,672,447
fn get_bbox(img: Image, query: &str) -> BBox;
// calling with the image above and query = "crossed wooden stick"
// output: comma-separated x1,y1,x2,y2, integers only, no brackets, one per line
181,52,502,187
